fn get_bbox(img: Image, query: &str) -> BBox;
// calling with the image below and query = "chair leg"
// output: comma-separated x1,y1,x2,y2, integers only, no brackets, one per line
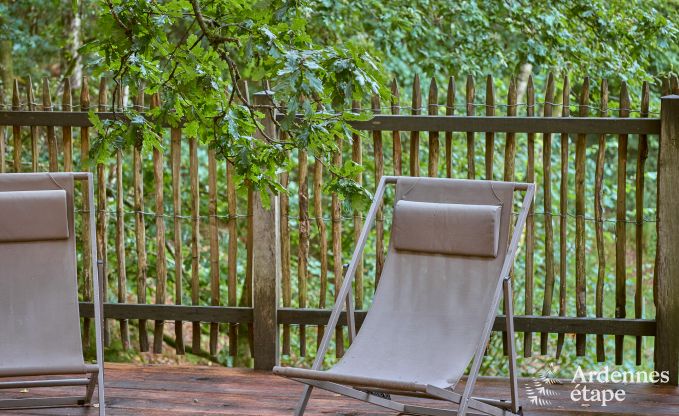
293,385,313,416
295,379,405,413
503,279,520,414
85,373,97,404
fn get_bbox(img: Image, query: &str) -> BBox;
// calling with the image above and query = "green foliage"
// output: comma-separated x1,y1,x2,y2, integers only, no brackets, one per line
81,0,384,205
306,0,678,81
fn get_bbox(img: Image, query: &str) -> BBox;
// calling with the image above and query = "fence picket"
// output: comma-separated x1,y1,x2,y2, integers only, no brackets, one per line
298,148,309,357
466,75,475,179
62,78,73,172
43,78,56,171
171,120,184,355
372,94,385,282
189,136,201,352
410,75,421,177
80,76,92,350
524,74,535,357
428,77,439,177
595,79,609,362
351,101,363,309
390,79,402,176
12,80,21,172
96,77,110,346
27,77,38,171
485,75,495,180
152,93,167,354
615,82,630,364
245,183,255,355
500,78,518,356
575,77,590,356
115,147,129,350
635,81,650,365
114,79,129,350
208,146,219,356
313,156,328,347
503,78,517,181
332,134,344,357
540,72,556,355
556,74,570,358
132,111,149,352
445,76,455,178
280,146,291,355
227,160,239,357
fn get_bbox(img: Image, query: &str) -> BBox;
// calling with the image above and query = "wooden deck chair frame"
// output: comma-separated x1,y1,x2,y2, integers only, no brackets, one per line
275,176,535,416
0,172,106,415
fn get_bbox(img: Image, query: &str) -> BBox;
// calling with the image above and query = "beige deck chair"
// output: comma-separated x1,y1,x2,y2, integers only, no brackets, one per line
0,172,105,414
274,176,535,416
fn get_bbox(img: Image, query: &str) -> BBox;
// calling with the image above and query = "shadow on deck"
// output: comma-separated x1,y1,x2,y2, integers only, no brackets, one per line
1,363,677,415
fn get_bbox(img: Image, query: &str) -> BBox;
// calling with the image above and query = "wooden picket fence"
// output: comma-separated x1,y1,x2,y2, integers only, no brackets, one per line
1,72,678,383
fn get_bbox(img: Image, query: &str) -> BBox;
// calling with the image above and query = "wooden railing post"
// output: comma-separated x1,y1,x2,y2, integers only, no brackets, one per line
252,90,281,370
656,94,679,385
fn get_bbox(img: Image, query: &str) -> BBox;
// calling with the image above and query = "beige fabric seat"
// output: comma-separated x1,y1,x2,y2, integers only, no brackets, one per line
275,177,535,416
0,173,105,414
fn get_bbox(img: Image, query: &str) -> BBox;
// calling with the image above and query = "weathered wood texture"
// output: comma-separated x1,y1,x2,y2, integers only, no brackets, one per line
595,79,609,363
152,93,167,354
390,79,402,176
279,148,291,356
615,82,631,365
171,123,185,355
372,94,385,283
331,133,344,358
2,363,677,415
575,77,589,357
298,148,309,357
465,74,475,178
251,91,280,370
96,78,110,346
350,101,363,310
410,74,421,176
635,82,650,366
189,136,201,352
523,75,535,357
79,76,93,349
555,74,570,359
445,76,455,178
484,75,495,179
656,94,679,385
313,156,328,348
11,80,21,172
540,73,556,355
0,110,661,134
208,147,220,356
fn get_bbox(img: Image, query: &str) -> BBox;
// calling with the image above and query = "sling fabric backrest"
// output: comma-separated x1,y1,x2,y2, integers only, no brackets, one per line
328,177,514,388
0,173,85,377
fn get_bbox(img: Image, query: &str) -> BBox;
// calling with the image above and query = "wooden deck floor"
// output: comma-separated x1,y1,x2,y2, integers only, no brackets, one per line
1,363,678,415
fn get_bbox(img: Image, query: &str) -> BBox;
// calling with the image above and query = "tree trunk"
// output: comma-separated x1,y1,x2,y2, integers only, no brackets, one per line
61,0,82,89
0,39,13,96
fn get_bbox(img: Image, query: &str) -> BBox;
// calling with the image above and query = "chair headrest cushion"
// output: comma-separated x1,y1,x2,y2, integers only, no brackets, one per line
392,200,501,257
0,190,70,242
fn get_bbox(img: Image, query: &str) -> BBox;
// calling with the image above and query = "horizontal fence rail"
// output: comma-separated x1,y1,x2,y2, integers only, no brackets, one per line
77,303,656,336
1,72,678,383
0,111,662,134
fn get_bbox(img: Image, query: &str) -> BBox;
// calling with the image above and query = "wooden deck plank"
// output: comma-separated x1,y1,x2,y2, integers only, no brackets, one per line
0,364,677,415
